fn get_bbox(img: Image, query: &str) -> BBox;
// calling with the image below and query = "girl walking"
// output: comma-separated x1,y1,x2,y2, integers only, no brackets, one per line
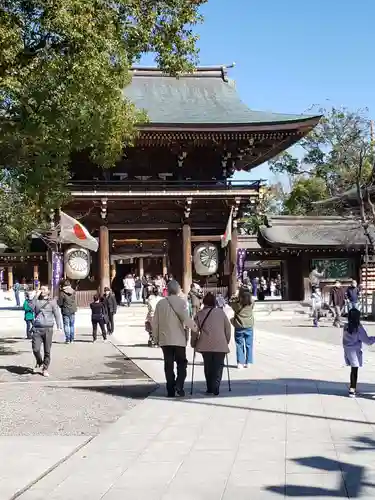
90,295,107,342
229,288,254,369
343,308,375,397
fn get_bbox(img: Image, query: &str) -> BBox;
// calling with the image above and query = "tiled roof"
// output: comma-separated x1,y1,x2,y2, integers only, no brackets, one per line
259,216,366,248
124,67,320,126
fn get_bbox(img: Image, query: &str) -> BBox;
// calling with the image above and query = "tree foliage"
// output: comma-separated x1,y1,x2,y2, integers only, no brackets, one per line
0,0,206,247
239,182,285,234
269,107,374,216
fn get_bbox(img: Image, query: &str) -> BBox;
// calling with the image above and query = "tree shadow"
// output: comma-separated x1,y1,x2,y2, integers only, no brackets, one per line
267,436,375,497
70,353,150,381
0,338,19,356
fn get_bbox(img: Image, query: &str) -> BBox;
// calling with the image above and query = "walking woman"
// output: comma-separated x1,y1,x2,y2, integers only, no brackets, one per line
191,293,231,395
230,288,254,369
343,308,375,397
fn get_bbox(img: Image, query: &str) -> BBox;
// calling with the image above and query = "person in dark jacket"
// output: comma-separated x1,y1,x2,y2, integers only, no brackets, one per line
134,276,142,301
90,295,107,342
32,286,63,376
330,281,346,327
103,286,117,335
346,279,360,311
142,275,152,304
57,280,77,344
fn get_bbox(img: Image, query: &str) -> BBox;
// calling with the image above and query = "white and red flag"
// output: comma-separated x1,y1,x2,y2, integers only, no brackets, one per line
59,211,99,252
221,206,234,248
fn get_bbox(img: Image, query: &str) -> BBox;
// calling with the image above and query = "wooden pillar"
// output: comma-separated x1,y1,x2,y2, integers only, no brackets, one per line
7,266,13,290
162,255,168,277
229,224,238,297
182,223,192,294
139,257,144,278
99,226,110,294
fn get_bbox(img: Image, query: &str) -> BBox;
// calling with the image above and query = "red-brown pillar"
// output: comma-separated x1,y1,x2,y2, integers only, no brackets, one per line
229,224,238,297
99,226,110,295
182,224,192,294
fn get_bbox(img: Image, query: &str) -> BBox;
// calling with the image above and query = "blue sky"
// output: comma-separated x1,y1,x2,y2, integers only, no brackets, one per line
142,0,375,182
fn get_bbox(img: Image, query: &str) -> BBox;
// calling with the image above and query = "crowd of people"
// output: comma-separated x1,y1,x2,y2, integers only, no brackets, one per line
239,272,284,300
311,279,361,327
18,272,374,399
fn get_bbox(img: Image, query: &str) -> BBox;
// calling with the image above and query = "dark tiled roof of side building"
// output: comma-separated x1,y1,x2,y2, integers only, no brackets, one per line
259,216,367,248
124,66,321,127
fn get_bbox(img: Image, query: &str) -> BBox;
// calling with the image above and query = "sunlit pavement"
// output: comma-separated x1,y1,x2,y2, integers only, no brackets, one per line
6,306,375,499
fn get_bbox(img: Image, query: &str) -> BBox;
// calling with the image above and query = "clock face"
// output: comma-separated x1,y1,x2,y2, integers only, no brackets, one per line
194,243,219,276
64,247,90,279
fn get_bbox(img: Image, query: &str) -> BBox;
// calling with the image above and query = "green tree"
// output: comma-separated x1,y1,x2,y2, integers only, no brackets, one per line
0,0,206,247
239,182,285,234
269,106,375,247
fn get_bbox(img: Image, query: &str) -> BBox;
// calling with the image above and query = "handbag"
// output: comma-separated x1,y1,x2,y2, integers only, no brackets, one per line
192,307,214,348
230,306,243,327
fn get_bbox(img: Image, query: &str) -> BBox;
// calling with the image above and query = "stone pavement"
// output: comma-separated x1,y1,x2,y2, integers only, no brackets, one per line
0,308,154,500
16,305,375,499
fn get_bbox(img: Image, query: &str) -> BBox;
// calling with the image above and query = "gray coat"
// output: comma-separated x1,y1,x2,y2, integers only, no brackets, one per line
33,298,63,329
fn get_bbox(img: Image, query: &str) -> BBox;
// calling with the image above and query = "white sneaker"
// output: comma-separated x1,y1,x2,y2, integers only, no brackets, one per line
237,364,244,370
42,369,50,377
349,388,356,398
32,364,41,374
244,364,249,368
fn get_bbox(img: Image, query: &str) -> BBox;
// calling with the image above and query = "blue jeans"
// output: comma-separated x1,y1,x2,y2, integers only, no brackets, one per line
235,327,254,365
63,314,75,342
15,291,20,307
26,319,34,339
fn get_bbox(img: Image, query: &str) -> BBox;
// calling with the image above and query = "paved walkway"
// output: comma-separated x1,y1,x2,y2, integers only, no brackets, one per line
15,305,375,499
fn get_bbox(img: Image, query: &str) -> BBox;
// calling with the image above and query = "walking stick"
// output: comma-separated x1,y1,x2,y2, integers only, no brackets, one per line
226,353,232,392
190,350,196,395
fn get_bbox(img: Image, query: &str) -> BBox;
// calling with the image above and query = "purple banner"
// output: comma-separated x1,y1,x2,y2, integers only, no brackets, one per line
237,248,246,280
52,252,63,292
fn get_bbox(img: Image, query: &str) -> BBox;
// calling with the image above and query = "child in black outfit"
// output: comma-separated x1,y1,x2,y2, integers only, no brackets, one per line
90,295,107,342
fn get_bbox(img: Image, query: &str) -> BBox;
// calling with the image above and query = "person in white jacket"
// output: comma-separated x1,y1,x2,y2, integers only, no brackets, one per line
145,287,162,347
123,274,135,307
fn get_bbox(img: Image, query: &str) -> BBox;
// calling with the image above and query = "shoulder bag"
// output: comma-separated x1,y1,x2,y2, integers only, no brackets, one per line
192,307,214,348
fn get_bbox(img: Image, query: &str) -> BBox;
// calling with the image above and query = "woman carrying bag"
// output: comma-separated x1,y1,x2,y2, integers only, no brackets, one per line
191,293,231,396
229,288,254,369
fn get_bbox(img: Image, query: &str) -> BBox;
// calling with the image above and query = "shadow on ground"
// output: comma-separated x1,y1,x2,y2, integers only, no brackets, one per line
0,338,20,356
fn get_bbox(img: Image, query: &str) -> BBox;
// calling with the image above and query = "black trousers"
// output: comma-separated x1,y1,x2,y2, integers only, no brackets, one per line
202,352,225,394
32,327,53,369
350,367,359,389
92,320,107,340
161,346,188,395
107,312,115,334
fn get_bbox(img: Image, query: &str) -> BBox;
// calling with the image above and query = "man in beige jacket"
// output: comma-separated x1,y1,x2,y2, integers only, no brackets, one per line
152,280,197,397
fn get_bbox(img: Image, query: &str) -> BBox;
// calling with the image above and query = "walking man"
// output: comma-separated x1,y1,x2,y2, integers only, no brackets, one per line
32,285,62,377
123,274,135,307
103,286,117,335
330,281,346,327
14,280,21,307
152,280,197,397
58,280,77,343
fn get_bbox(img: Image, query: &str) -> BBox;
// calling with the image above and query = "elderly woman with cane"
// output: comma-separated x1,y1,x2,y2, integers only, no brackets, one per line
191,292,231,396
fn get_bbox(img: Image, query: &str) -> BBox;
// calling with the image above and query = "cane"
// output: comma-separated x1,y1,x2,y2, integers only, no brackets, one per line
190,350,196,395
226,354,232,392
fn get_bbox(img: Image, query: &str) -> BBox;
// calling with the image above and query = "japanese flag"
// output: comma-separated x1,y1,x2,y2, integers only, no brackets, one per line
59,211,99,252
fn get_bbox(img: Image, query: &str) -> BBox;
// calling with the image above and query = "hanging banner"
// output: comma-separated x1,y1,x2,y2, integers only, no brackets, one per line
52,252,63,290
